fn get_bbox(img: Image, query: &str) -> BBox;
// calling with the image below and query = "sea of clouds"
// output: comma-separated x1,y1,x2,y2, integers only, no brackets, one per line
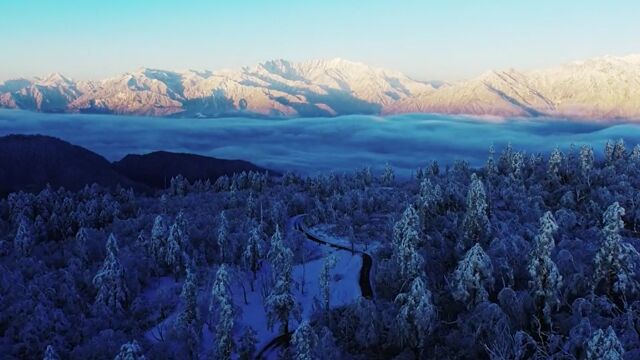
2,109,640,175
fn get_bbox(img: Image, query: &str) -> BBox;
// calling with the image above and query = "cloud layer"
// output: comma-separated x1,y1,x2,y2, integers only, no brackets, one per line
2,109,640,175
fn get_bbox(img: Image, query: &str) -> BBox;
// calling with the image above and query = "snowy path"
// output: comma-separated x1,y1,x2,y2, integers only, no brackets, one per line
256,215,375,359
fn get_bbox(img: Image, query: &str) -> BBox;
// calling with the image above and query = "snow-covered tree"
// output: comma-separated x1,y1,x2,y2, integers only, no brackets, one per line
417,177,443,227
585,326,624,360
176,264,199,359
217,211,229,262
14,217,34,256
392,204,424,285
460,174,490,251
381,162,395,186
451,243,494,308
238,327,257,360
211,264,234,360
150,214,168,264
113,340,146,360
243,226,263,286
265,226,300,334
43,345,60,360
93,233,128,315
292,320,318,360
394,276,436,357
170,174,189,196
547,147,563,181
593,202,639,296
486,144,497,177
580,145,594,185
528,211,562,324
165,223,183,275
177,264,198,330
75,227,89,262
319,255,336,316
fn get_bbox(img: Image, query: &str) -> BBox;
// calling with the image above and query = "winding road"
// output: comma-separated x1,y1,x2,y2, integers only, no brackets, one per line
255,215,374,359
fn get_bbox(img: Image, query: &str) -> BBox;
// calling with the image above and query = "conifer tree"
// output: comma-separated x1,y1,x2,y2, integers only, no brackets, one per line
150,215,168,265
218,211,229,262
381,162,395,186
243,226,263,287
319,255,336,316
586,326,625,360
292,320,318,360
451,243,494,308
593,202,639,296
580,145,594,186
460,174,490,251
113,340,146,360
265,226,300,334
528,212,562,325
43,345,60,360
394,276,436,358
392,204,424,285
211,264,234,360
75,227,89,263
14,217,34,256
165,223,183,275
176,264,199,360
93,233,128,315
547,147,563,181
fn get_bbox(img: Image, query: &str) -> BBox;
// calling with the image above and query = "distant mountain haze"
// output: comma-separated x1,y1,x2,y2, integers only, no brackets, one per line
1,55,640,120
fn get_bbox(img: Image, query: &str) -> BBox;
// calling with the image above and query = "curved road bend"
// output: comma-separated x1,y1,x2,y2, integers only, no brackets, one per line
256,215,375,359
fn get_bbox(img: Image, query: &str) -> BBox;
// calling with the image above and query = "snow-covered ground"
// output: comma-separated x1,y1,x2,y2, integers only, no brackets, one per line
143,227,362,359
235,245,361,358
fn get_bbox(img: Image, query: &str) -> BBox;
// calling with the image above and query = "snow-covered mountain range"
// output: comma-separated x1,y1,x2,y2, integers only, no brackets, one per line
2,55,640,120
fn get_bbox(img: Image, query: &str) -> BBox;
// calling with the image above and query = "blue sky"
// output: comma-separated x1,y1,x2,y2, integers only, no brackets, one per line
1,0,638,81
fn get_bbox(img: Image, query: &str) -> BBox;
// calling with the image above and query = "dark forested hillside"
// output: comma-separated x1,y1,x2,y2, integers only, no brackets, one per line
0,134,143,195
113,151,271,189
1,140,640,359
0,135,272,195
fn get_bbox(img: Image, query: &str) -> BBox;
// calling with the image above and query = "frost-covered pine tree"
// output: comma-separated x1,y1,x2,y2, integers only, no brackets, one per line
613,139,627,163
392,204,424,284
485,144,497,177
265,226,300,334
92,233,128,315
150,215,168,264
165,223,183,275
43,345,60,360
14,217,34,256
113,340,146,360
418,177,443,223
75,227,89,263
593,202,639,296
630,144,640,163
211,265,234,360
394,276,436,358
243,226,263,286
585,326,624,360
381,162,395,186
527,211,562,324
238,327,257,360
580,145,594,185
319,255,336,316
176,263,199,359
177,264,198,330
547,147,563,181
460,174,490,251
217,211,229,262
451,243,494,308
292,320,318,360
